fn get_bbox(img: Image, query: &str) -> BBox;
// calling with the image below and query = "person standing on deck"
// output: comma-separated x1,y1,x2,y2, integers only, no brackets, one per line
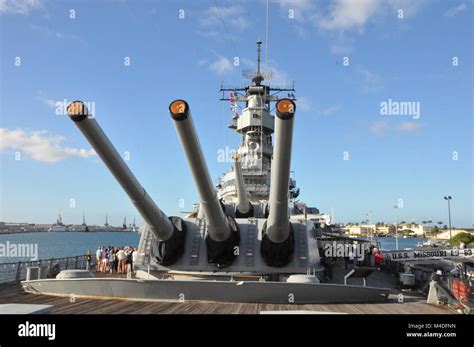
109,248,116,273
375,251,384,270
348,248,355,269
86,250,92,270
116,248,127,274
125,248,133,274
131,248,137,274
95,246,103,272
101,248,109,273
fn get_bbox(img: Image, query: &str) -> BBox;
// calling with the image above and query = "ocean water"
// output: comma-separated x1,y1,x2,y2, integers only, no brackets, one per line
0,232,140,263
0,231,427,263
376,237,427,251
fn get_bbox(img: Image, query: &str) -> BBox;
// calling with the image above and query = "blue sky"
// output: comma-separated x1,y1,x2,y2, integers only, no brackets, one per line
0,0,472,227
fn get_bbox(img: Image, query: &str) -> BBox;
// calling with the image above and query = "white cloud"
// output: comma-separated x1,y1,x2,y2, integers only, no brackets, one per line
369,120,422,137
328,34,355,54
319,0,380,32
395,121,422,133
317,105,341,116
273,0,315,23
0,128,96,163
29,24,86,45
444,3,467,17
209,56,233,75
296,97,312,112
358,67,382,93
196,30,238,41
276,0,427,55
316,0,426,32
369,120,390,137
294,98,339,115
36,91,58,109
0,0,41,15
200,5,250,30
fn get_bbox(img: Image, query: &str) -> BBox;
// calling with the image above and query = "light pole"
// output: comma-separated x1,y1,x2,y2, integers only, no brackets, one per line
444,196,452,240
393,205,399,250
366,210,373,242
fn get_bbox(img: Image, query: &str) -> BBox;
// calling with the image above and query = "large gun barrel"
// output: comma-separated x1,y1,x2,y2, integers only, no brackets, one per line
233,153,253,218
261,99,296,267
169,100,239,267
67,102,185,265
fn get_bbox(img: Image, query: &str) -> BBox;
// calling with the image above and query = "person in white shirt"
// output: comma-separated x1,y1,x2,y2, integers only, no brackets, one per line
95,246,103,272
131,249,138,274
348,249,355,269
116,248,127,274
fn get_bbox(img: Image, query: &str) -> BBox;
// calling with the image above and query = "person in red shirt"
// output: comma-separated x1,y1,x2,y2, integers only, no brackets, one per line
375,251,384,270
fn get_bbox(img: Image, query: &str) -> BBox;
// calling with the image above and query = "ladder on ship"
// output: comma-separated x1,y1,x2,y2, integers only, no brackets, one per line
137,226,153,266
189,218,206,265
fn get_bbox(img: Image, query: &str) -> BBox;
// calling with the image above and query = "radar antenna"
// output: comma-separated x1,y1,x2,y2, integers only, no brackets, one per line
242,40,273,85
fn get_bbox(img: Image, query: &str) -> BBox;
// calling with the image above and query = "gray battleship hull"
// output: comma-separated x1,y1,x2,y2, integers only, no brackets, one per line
21,278,391,304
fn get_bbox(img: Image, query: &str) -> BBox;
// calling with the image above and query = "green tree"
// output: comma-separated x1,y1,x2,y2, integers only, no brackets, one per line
430,226,441,235
449,232,474,246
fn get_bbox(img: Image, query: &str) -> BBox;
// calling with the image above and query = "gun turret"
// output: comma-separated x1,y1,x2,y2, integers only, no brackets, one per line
260,99,296,267
169,100,239,268
67,101,185,265
232,153,253,218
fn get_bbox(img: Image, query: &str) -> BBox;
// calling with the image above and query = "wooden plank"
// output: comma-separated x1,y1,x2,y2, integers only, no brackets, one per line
0,267,453,315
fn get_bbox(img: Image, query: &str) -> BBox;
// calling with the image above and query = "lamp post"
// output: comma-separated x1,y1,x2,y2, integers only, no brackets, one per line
444,196,452,240
366,210,373,242
393,205,399,250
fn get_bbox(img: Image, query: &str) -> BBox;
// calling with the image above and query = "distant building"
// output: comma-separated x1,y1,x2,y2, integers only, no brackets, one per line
344,224,395,237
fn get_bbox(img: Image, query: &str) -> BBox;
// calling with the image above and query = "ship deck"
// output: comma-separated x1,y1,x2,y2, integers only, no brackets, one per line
0,267,452,314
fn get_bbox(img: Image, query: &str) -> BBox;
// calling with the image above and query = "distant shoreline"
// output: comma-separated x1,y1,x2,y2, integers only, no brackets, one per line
0,230,136,235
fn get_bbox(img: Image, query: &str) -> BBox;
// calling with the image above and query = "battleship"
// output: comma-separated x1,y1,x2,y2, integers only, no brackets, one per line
48,213,67,232
21,41,391,304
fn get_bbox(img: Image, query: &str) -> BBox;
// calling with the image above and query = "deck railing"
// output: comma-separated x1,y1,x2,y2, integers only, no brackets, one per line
0,255,96,284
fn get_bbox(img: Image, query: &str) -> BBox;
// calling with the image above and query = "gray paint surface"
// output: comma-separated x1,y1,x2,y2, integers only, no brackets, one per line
22,278,390,304
142,219,321,274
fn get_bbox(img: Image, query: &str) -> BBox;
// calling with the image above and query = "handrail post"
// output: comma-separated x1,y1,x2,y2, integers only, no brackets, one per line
48,259,53,277
15,261,21,283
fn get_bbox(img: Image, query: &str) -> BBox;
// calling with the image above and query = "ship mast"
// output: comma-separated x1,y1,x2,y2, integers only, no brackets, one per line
217,41,297,203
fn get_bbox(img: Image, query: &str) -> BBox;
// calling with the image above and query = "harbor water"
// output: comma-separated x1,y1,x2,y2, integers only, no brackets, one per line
0,232,426,263
0,232,140,263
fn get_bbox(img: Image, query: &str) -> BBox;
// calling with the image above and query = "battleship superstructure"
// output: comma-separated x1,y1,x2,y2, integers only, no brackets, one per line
22,42,390,304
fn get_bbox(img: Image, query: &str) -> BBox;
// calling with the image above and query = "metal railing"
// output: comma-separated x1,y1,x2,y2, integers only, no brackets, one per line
0,255,96,284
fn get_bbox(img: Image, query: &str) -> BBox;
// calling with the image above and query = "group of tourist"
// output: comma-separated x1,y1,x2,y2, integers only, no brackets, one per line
95,245,137,274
